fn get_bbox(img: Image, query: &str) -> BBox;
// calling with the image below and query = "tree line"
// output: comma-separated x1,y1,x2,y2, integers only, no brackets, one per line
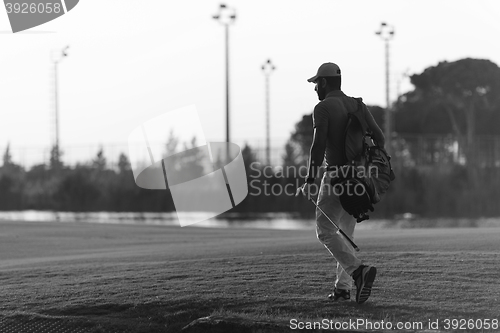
1,138,499,218
1,58,499,219
0,145,175,212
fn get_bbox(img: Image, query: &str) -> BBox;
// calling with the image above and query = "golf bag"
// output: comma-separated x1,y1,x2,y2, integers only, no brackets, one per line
332,98,395,222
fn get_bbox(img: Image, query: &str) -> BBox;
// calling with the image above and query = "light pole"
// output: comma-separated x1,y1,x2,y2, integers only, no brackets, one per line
52,45,69,158
213,4,236,160
375,22,394,153
261,59,275,165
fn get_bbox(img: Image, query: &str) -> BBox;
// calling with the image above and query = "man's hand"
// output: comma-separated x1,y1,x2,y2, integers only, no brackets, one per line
296,180,318,200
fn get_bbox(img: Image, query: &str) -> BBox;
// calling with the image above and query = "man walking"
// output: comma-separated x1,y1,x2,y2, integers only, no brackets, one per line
300,62,385,304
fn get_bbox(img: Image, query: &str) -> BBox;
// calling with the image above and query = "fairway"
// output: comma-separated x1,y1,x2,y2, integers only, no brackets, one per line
0,221,499,332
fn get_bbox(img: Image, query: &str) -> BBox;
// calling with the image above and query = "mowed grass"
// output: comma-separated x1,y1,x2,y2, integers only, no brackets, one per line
0,221,499,332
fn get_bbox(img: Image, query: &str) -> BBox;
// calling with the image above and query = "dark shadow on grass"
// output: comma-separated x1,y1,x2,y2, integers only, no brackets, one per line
3,294,491,333
36,300,234,333
353,301,489,321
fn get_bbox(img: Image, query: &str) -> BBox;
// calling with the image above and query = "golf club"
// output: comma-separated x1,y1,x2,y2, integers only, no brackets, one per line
296,187,360,252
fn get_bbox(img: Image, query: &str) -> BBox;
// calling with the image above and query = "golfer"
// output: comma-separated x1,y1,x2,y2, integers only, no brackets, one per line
300,63,385,304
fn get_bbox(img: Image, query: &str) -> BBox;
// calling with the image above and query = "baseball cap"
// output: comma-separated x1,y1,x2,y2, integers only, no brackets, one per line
307,62,341,82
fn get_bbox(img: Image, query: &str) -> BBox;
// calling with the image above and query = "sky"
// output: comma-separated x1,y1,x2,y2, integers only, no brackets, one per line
1,0,500,166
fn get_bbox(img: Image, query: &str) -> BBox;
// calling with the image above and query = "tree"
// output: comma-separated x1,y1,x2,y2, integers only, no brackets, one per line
49,145,64,170
286,114,313,167
395,58,500,164
164,129,179,158
162,129,180,174
0,144,25,209
53,167,101,211
2,143,13,167
366,105,385,131
1,143,23,174
161,133,206,186
282,141,300,168
117,152,131,174
241,143,258,175
92,147,107,171
179,137,205,180
0,143,24,179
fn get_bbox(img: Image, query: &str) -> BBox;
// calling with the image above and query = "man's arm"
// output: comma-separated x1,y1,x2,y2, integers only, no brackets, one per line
306,105,328,181
364,106,385,148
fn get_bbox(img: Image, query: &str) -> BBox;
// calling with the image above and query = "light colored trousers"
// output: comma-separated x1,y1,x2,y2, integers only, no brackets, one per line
315,171,362,290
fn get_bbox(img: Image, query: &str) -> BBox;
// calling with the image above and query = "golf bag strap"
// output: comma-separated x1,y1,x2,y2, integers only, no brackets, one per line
341,98,371,164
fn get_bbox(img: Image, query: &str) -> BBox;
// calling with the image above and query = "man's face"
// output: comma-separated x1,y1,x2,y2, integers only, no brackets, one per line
314,78,326,101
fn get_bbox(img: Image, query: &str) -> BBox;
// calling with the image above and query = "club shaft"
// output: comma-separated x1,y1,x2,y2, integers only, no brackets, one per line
308,197,360,252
